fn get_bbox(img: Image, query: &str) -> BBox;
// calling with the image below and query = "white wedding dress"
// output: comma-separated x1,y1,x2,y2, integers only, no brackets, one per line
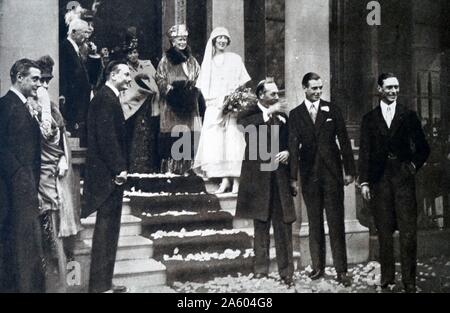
194,52,251,178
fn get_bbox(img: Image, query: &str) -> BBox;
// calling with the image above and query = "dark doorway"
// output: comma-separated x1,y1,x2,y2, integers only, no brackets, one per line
186,0,208,64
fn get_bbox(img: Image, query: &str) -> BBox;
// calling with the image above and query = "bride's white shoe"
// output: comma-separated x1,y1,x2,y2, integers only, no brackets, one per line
214,179,231,194
231,182,239,194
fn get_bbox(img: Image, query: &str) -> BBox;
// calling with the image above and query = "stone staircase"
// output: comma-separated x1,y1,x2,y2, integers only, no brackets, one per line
70,172,368,291
126,174,300,285
126,174,252,284
127,175,302,285
69,198,166,293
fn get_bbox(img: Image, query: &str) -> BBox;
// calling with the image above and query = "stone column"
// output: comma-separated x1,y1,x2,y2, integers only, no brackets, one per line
0,0,59,101
285,0,331,109
210,0,245,58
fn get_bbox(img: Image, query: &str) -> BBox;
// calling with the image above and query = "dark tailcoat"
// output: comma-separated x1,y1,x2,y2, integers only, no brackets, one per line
236,103,296,278
59,39,92,139
289,100,355,273
289,100,356,186
0,91,44,293
358,103,430,286
358,104,430,185
83,85,128,293
82,86,127,218
235,104,296,224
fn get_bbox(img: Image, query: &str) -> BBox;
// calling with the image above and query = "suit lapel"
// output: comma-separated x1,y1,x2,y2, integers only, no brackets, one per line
388,104,407,137
7,91,38,127
314,100,327,132
374,106,389,137
68,39,89,81
298,102,315,130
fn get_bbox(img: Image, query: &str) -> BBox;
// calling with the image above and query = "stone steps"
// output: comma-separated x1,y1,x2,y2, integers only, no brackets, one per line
76,235,154,261
150,231,253,259
128,175,207,194
129,193,222,214
124,177,257,284
138,211,234,236
72,207,167,292
79,214,142,240
164,248,301,284
113,258,166,288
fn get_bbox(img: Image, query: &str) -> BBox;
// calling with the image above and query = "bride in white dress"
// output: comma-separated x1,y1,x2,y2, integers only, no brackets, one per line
194,27,251,193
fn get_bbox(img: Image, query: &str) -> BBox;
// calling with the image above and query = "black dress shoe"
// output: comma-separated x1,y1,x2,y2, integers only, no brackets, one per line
112,285,129,293
403,283,417,293
380,281,396,290
254,273,268,279
281,276,295,288
336,272,352,287
308,269,324,280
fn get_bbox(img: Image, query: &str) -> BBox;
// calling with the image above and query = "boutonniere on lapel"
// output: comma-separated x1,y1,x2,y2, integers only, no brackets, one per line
320,106,330,112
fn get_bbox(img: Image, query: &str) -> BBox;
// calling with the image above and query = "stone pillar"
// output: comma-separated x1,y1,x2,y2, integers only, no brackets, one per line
210,0,245,58
0,0,59,101
285,0,331,109
162,0,179,51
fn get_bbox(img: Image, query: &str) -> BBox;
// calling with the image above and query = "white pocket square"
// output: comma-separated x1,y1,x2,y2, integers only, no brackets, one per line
326,118,333,122
321,106,330,112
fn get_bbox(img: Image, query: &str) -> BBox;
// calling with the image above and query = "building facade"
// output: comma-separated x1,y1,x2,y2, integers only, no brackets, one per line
1,0,449,260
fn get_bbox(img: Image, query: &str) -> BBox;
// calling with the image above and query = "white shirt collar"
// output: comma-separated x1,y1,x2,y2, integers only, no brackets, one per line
380,100,397,127
67,37,80,55
380,100,397,111
105,82,120,97
10,87,28,104
380,100,397,116
305,98,320,111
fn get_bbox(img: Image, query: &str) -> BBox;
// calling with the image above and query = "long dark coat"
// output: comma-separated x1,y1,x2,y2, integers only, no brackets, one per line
82,86,128,218
0,90,44,293
235,104,296,224
59,38,92,133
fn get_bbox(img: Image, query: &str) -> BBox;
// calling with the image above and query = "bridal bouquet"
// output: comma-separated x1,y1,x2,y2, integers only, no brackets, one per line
222,85,257,116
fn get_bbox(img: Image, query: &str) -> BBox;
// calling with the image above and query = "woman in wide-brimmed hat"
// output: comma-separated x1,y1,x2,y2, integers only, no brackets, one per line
155,24,203,175
194,27,251,193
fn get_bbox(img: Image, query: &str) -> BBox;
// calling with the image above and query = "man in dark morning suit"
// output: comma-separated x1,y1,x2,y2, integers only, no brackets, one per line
236,79,297,288
359,73,430,293
0,59,45,292
82,61,132,293
289,72,356,287
59,18,92,146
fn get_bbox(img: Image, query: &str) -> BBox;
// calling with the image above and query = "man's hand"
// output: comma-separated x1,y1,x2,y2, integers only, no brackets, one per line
361,185,371,201
275,151,289,165
114,171,128,186
267,102,285,115
57,156,69,178
344,175,355,186
290,180,298,197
